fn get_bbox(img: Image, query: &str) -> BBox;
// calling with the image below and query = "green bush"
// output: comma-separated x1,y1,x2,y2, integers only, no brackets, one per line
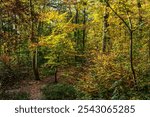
13,92,30,100
76,91,92,100
0,91,30,100
42,83,77,100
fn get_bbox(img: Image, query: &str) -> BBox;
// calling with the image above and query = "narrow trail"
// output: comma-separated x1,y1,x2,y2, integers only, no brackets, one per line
20,77,54,100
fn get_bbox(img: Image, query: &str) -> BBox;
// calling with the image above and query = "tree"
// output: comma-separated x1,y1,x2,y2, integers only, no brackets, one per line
29,0,40,80
102,0,110,53
104,0,138,87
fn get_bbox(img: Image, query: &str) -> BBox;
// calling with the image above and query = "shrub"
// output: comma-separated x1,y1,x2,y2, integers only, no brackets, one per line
75,74,100,99
76,90,92,100
42,83,77,100
13,92,30,100
0,91,30,100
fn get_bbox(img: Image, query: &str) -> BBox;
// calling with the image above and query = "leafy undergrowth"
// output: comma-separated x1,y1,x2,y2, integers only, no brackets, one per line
0,64,149,100
41,83,77,100
0,91,30,100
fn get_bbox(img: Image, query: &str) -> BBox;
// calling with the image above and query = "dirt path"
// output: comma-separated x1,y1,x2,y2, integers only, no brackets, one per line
20,77,54,100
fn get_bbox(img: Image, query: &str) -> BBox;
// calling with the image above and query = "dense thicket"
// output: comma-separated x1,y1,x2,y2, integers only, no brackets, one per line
0,0,150,99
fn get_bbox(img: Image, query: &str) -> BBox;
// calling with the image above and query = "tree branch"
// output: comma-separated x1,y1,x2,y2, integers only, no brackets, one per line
104,0,131,31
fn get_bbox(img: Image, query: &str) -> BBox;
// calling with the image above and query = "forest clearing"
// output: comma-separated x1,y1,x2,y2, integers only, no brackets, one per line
0,0,150,100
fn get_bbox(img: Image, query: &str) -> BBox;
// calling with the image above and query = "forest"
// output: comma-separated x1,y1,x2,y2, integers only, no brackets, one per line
0,0,150,100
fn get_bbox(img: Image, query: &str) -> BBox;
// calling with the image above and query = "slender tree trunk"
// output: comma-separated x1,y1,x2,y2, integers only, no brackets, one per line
74,8,79,63
32,48,40,80
137,0,142,39
82,8,86,53
136,0,142,60
148,30,150,62
102,0,110,53
30,0,40,80
130,31,137,87
81,8,86,64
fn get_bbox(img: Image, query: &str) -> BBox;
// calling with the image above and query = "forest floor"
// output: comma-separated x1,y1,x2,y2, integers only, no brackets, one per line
19,77,55,100
4,68,76,100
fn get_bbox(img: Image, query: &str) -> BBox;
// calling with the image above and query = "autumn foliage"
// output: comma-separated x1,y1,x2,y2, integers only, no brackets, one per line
0,0,150,100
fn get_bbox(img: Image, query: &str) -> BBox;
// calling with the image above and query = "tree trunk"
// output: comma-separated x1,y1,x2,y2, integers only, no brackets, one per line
130,31,137,87
74,8,79,63
102,0,110,53
137,0,142,39
32,48,40,80
148,30,150,62
82,8,86,53
30,0,40,80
